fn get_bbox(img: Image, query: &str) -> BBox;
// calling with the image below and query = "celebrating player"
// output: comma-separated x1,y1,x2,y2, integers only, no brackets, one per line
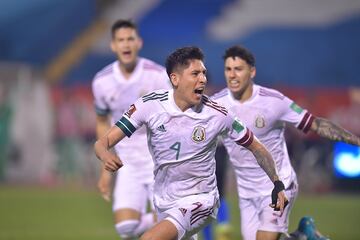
92,19,169,239
212,45,360,240
94,46,288,240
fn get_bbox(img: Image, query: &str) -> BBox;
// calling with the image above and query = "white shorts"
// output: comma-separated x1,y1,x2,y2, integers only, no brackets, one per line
239,181,298,240
156,191,219,240
112,164,154,213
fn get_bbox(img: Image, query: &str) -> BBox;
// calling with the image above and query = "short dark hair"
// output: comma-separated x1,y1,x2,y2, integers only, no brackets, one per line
111,19,138,38
223,45,255,67
165,46,204,77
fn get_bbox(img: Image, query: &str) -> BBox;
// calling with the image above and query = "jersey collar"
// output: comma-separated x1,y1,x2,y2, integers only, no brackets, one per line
227,84,259,105
113,58,144,84
168,89,203,115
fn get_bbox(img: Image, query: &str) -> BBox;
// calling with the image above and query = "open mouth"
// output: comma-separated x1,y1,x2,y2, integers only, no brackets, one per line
194,88,204,95
122,51,132,57
228,80,241,88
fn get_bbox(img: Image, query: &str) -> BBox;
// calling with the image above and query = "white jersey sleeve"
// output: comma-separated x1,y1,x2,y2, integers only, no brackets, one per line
225,110,254,147
202,95,251,146
115,97,149,137
92,69,111,116
278,95,315,133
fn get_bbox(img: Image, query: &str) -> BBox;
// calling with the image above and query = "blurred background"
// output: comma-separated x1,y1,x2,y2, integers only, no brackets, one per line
0,0,359,239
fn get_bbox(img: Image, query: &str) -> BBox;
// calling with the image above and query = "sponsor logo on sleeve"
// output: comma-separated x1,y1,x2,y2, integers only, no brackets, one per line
232,118,244,133
290,102,303,114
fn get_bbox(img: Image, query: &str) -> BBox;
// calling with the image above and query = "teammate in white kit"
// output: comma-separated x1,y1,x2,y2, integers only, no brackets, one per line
212,45,360,240
94,46,289,240
92,19,169,239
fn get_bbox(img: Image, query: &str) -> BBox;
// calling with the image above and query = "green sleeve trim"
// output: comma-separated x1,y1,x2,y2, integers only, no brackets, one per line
115,117,136,137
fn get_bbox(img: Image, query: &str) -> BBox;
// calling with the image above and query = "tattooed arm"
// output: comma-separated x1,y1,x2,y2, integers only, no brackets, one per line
246,137,288,212
311,117,360,146
247,138,280,182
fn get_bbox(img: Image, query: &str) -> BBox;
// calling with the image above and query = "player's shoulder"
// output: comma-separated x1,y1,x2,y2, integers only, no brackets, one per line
202,95,228,116
136,89,169,114
141,89,170,104
141,58,166,73
256,84,285,101
92,62,115,85
210,88,229,101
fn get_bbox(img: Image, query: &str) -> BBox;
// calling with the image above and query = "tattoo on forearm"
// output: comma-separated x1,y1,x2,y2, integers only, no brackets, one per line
313,118,360,146
252,147,278,182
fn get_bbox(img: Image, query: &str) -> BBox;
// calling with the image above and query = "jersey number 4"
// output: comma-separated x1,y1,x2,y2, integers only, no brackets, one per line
170,142,181,160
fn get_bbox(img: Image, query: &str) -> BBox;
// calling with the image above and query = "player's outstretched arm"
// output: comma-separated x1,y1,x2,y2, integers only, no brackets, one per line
246,138,288,213
311,117,360,146
94,126,126,172
247,138,279,182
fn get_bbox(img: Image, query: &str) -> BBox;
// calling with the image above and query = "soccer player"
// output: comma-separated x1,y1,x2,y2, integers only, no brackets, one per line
212,45,360,240
94,46,288,240
92,19,169,239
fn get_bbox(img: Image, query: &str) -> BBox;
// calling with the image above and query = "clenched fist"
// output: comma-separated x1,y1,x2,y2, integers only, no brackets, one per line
102,152,123,172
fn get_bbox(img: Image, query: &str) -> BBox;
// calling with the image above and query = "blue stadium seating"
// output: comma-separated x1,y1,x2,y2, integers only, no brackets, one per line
0,0,96,66
65,0,360,87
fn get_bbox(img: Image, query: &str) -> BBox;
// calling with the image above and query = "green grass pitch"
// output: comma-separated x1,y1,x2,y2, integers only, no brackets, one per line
0,186,359,239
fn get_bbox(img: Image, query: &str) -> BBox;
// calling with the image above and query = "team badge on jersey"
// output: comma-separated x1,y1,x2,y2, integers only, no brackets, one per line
192,126,206,143
290,102,303,114
255,115,265,128
125,104,136,118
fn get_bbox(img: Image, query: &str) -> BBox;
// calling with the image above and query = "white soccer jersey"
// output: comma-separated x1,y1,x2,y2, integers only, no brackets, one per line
116,89,253,209
212,84,314,198
92,57,170,181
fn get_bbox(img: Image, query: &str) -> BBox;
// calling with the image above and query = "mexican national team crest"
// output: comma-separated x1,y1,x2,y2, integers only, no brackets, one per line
192,126,206,143
255,115,265,128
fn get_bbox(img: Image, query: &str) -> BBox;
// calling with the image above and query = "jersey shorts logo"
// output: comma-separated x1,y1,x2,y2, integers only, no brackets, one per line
232,118,244,133
192,126,206,143
157,124,166,132
125,104,136,118
255,115,265,128
290,102,303,114
179,207,188,216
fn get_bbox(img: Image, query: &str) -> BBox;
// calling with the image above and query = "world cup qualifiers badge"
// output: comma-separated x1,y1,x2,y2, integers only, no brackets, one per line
125,104,136,118
255,115,265,128
192,126,206,143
